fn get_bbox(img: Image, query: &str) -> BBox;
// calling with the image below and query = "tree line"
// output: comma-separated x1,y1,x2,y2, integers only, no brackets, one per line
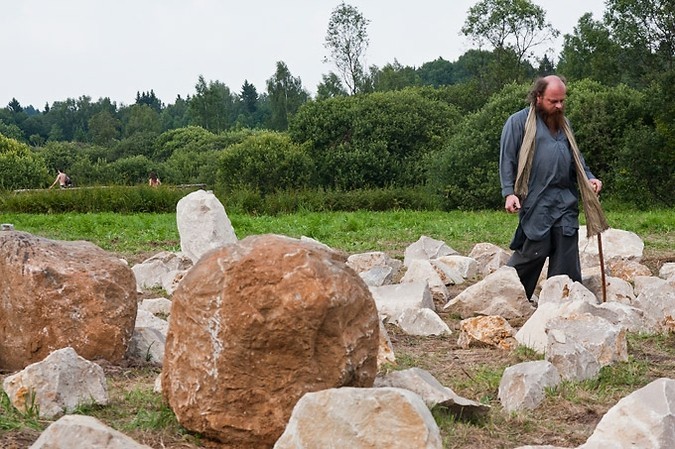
0,0,672,208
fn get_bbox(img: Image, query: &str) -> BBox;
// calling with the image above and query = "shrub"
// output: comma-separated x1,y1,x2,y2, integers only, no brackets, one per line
289,88,462,190
105,155,155,185
428,82,528,210
0,134,50,190
565,80,648,185
217,132,315,194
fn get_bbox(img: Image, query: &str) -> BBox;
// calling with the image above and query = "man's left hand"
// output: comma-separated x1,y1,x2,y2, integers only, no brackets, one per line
589,178,602,194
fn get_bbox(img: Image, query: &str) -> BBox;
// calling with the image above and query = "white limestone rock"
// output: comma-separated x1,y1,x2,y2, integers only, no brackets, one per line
498,360,561,412
578,378,675,449
3,347,108,419
659,262,675,280
578,227,644,270
443,267,533,319
370,282,435,323
396,308,451,336
545,313,627,381
435,255,479,280
138,297,172,317
404,235,458,267
467,242,511,276
131,251,192,291
401,259,450,302
176,189,237,264
374,367,489,418
273,387,443,449
29,415,152,449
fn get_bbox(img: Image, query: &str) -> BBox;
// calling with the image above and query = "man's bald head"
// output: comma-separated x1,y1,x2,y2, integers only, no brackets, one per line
527,75,567,106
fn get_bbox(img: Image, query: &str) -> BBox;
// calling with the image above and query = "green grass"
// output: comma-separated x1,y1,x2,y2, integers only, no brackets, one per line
2,207,671,260
0,390,41,432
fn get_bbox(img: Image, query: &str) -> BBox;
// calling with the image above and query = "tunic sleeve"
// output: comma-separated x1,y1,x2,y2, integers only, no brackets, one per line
499,109,527,197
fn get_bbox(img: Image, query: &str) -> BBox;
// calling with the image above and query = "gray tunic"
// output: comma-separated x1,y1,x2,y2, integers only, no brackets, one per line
499,108,595,243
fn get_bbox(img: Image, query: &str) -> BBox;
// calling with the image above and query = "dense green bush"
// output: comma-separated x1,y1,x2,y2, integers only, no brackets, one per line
161,148,220,186
0,134,50,190
614,124,673,207
110,131,159,161
152,126,253,162
565,80,647,186
428,82,528,210
565,80,672,207
289,88,462,190
105,155,155,185
217,132,314,194
35,141,85,174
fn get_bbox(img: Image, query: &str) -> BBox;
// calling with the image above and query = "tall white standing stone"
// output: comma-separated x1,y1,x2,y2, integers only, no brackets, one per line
176,190,237,263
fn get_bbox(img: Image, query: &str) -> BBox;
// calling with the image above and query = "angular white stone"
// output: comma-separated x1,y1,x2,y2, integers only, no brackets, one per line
538,275,598,306
29,414,152,449
273,387,443,449
374,367,489,418
370,282,435,323
579,378,675,449
633,280,675,332
498,360,561,412
595,301,654,333
578,227,644,269
516,299,598,354
468,242,511,276
138,297,172,317
404,235,458,267
3,347,108,419
546,313,627,381
582,275,635,305
430,259,465,285
443,267,532,319
401,259,449,301
359,266,394,287
161,269,188,295
435,255,479,279
127,310,168,366
347,251,402,278
131,251,192,290
396,308,451,336
659,262,675,280
176,190,237,264
633,275,666,296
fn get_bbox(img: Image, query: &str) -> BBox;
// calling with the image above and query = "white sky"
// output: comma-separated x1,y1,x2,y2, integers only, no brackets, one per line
0,0,607,109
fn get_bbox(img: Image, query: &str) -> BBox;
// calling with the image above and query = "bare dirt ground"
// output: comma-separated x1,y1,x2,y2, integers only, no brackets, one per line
2,253,673,449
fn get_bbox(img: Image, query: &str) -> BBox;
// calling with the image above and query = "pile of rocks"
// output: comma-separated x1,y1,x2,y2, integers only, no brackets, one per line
1,189,673,449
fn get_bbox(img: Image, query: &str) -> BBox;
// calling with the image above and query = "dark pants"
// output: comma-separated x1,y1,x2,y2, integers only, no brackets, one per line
507,227,582,299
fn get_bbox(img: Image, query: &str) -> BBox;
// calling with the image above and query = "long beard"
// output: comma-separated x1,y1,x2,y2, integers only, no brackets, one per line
537,105,565,131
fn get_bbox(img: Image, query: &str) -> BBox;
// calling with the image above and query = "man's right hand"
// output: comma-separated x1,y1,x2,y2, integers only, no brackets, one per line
505,194,521,213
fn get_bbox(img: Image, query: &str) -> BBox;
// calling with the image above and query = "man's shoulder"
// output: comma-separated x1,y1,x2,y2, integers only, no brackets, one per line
506,107,529,124
502,107,529,132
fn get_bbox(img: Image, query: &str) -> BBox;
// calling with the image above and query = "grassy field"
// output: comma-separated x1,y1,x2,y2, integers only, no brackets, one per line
0,209,673,448
2,207,673,261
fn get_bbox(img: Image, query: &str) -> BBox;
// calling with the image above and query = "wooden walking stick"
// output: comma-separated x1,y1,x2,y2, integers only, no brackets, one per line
597,232,607,303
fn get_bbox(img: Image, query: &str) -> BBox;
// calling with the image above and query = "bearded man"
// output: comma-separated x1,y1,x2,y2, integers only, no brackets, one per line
499,75,603,300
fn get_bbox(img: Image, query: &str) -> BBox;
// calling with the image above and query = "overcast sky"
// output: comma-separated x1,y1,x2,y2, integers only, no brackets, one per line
1,0,607,109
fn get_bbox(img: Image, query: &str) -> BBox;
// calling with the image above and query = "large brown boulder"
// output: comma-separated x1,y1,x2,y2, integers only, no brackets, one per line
162,234,379,448
0,231,137,371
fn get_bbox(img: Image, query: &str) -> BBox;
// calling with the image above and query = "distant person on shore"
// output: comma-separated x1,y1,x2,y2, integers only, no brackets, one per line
49,169,70,189
149,172,161,187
